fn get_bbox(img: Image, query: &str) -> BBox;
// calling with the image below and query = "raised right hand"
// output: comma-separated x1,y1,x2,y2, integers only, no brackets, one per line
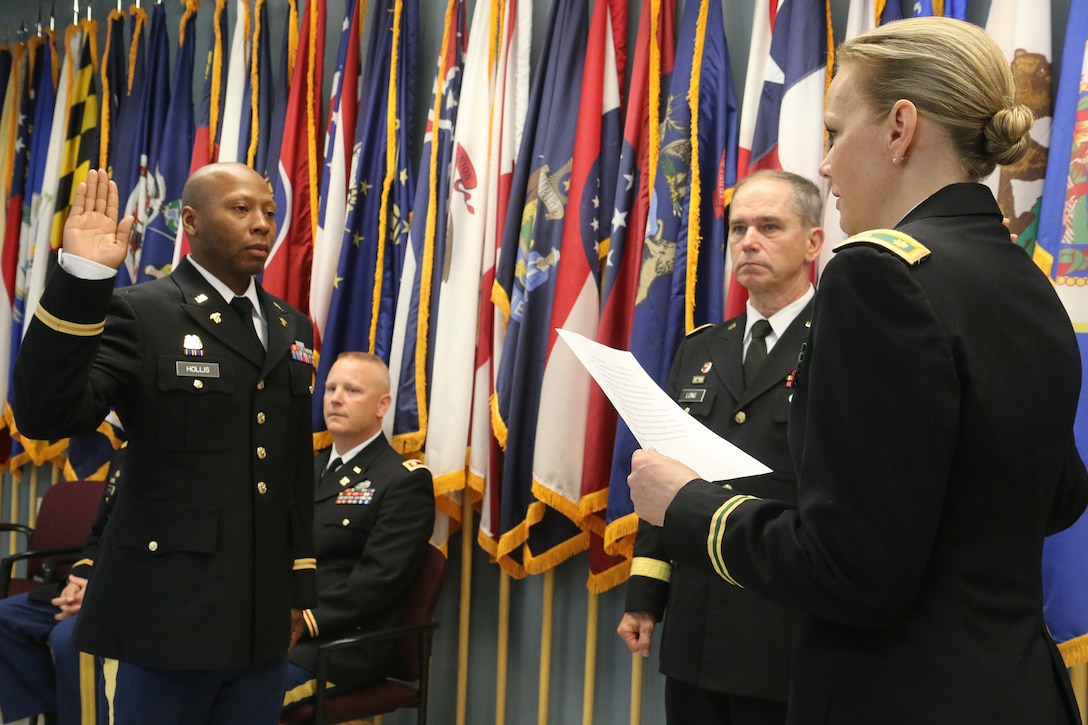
63,168,134,270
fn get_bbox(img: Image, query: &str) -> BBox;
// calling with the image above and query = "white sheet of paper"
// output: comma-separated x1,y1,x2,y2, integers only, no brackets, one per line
557,329,772,481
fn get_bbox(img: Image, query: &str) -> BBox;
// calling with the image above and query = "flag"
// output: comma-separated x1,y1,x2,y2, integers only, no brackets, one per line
310,0,363,349
314,0,418,433
942,0,967,20
1038,0,1088,667
603,0,738,573
386,0,467,551
133,1,197,283
265,0,325,316
588,0,676,592
52,19,100,253
261,0,297,189
984,0,1051,244
817,0,897,275
425,0,515,513
531,0,623,539
217,0,250,164
188,0,228,174
248,0,277,178
727,0,829,317
128,7,178,285
100,8,127,171
386,0,465,456
109,4,152,285
0,41,26,468
490,0,589,575
469,0,534,562
10,26,65,473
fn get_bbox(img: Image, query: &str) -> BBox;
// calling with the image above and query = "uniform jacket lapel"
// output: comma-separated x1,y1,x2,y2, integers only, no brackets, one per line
706,317,746,403
736,300,813,408
257,286,301,377
172,259,264,364
314,437,390,503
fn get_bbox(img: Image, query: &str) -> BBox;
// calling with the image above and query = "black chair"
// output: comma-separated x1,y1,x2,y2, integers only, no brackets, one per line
0,479,106,598
280,544,448,725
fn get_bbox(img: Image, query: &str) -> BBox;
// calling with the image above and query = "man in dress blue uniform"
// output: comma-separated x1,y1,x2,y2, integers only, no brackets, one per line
12,164,317,725
283,352,435,709
618,170,824,725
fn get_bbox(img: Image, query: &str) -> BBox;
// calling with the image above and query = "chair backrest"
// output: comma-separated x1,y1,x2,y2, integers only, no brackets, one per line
26,479,106,580
390,545,448,682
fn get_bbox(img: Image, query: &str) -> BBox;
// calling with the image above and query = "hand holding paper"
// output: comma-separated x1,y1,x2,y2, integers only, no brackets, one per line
557,329,771,482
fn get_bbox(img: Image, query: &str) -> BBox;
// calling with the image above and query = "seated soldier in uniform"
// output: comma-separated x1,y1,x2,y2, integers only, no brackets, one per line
282,352,435,709
0,446,125,725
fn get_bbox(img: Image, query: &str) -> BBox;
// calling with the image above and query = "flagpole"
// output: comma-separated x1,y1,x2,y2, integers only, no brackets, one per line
582,591,598,725
496,570,510,725
630,652,643,725
28,464,38,528
456,496,474,725
1072,664,1087,723
538,568,555,725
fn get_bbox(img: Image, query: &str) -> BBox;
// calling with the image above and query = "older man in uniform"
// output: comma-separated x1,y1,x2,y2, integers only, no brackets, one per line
283,352,435,709
13,164,316,725
618,170,824,725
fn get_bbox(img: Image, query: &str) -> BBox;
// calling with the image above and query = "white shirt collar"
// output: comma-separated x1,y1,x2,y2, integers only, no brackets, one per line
743,285,815,347
329,429,384,470
186,256,260,314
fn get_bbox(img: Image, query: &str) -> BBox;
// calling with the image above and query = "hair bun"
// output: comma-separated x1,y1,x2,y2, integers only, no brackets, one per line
984,104,1034,167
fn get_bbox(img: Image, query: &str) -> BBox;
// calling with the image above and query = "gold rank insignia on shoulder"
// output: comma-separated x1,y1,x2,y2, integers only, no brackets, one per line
833,229,930,266
403,459,428,471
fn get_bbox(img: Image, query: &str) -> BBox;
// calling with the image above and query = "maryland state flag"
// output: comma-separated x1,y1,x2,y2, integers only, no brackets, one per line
1038,0,1088,667
53,19,100,251
491,0,590,575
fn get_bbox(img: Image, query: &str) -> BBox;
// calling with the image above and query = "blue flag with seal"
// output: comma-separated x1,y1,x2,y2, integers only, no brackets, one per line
1039,0,1088,668
491,0,589,576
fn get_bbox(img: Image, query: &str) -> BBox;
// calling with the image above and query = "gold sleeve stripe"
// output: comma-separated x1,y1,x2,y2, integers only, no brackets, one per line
34,306,105,336
72,558,94,569
630,556,672,583
707,495,758,587
293,558,317,571
303,608,318,638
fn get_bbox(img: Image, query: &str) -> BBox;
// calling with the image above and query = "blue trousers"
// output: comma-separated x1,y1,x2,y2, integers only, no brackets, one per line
104,657,287,725
0,593,88,724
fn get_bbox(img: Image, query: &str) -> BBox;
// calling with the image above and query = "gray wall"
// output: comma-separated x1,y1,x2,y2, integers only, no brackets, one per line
0,1,1073,723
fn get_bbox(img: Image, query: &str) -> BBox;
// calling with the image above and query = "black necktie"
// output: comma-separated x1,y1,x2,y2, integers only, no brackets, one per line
229,296,263,353
744,319,772,387
322,457,344,486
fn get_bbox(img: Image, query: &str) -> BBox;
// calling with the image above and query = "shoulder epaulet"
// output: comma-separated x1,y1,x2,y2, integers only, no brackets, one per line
685,323,715,338
403,459,429,472
832,229,930,266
